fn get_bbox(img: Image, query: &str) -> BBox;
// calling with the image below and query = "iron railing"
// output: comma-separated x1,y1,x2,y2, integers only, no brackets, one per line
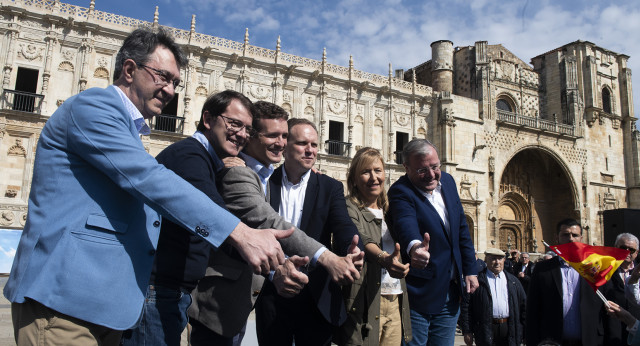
150,114,185,134
325,140,352,157
1,89,44,113
496,109,581,137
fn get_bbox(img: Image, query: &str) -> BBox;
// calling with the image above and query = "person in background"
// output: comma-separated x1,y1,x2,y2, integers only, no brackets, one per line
336,147,412,345
526,218,608,346
603,233,640,344
514,252,532,292
460,248,526,346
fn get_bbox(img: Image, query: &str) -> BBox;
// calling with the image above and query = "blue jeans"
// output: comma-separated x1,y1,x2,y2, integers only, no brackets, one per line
404,284,460,346
120,285,192,346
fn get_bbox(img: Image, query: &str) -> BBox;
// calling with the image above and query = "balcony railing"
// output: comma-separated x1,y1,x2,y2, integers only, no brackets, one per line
150,114,185,134
325,140,352,157
1,89,44,114
496,109,581,137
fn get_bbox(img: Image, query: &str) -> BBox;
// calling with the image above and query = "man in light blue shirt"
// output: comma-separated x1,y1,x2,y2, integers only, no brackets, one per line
460,248,526,346
527,218,608,346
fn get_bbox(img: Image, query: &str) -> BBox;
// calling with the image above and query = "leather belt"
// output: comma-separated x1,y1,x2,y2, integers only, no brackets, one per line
492,318,508,324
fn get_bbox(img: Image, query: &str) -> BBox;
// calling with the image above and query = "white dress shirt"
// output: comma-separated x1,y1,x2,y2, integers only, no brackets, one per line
279,167,327,264
486,270,509,318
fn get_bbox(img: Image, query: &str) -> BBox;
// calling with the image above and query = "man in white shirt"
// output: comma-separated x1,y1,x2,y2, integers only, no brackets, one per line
254,117,364,346
460,248,526,346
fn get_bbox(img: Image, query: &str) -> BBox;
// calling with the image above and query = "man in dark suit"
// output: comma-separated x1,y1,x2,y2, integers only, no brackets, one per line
603,233,640,345
513,252,533,292
526,218,608,346
387,139,478,346
120,90,257,345
255,118,363,346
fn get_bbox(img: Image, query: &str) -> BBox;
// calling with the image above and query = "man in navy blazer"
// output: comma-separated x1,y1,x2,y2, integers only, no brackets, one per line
4,28,291,344
255,118,363,346
387,139,478,346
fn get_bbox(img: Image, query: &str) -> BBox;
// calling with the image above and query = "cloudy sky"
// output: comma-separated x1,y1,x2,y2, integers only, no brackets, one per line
65,0,639,119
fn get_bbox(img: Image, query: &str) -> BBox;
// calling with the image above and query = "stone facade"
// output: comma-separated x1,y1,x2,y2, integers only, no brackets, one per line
0,0,638,255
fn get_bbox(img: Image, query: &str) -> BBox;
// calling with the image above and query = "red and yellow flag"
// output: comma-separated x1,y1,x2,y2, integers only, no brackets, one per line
549,242,629,291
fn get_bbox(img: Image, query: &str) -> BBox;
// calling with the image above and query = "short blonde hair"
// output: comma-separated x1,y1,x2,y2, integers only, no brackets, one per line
347,147,388,212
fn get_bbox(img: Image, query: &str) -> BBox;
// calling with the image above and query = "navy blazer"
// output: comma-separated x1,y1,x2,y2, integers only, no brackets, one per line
3,87,240,330
265,166,360,325
387,173,477,315
526,257,606,346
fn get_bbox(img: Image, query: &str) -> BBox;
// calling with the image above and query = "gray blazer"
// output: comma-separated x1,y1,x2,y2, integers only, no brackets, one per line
188,166,323,337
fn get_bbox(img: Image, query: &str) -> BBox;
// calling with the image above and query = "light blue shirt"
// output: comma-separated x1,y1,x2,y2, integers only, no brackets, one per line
239,152,274,195
487,270,509,318
561,259,581,340
111,85,151,135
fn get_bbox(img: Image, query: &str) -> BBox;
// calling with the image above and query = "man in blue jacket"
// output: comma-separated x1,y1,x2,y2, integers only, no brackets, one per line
4,27,291,345
387,138,478,346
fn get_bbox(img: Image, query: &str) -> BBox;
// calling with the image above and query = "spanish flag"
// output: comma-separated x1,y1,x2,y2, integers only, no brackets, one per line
549,242,629,291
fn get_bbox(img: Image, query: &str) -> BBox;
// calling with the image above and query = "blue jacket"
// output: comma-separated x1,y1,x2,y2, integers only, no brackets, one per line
4,86,240,330
387,173,477,315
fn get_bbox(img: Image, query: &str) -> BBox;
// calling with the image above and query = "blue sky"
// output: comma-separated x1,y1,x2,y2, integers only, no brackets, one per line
0,229,21,273
64,0,640,121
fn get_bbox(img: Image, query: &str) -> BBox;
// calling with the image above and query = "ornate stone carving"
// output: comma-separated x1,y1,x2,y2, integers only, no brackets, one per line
61,49,76,61
96,56,109,68
459,174,474,200
56,99,65,107
18,43,44,61
58,61,74,72
8,139,26,157
5,189,18,198
395,112,410,127
488,156,495,173
327,100,346,115
249,84,272,100
195,85,208,95
440,108,455,126
0,211,15,226
304,106,314,120
93,67,109,79
20,212,27,226
281,102,292,116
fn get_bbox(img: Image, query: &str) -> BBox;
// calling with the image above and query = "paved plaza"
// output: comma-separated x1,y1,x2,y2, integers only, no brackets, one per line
0,275,466,345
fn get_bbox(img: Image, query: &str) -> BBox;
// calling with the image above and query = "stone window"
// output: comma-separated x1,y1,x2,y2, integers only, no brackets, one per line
496,99,512,112
602,87,612,114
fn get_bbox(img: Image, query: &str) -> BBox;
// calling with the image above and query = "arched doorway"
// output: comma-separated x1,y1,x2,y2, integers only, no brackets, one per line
498,148,577,253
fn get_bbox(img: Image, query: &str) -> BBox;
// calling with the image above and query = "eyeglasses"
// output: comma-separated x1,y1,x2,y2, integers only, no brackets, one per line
619,245,637,254
137,63,183,92
415,164,441,176
219,114,255,136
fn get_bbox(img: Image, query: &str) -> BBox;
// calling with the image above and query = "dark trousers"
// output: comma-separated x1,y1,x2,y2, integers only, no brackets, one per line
491,321,509,346
256,281,333,346
189,318,238,346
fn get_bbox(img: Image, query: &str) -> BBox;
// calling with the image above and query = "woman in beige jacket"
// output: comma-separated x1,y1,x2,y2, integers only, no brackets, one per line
336,147,412,345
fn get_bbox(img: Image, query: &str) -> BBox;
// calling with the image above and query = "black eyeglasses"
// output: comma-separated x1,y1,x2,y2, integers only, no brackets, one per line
619,245,637,254
219,114,255,136
416,164,441,176
137,63,183,92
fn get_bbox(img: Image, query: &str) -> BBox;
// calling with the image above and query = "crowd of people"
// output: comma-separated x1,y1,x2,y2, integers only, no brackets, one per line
4,26,640,346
